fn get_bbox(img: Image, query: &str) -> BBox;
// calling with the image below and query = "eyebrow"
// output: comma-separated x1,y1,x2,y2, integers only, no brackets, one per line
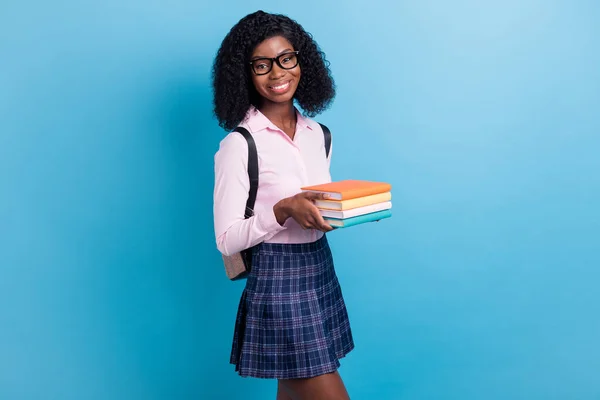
251,48,294,60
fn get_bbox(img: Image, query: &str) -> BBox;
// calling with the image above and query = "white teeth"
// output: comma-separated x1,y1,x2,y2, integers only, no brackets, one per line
271,82,289,90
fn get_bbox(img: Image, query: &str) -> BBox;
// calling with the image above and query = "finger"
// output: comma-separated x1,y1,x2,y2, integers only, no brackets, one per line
303,191,330,201
306,204,332,232
321,220,334,232
313,211,333,232
304,214,318,230
303,212,332,232
297,212,314,230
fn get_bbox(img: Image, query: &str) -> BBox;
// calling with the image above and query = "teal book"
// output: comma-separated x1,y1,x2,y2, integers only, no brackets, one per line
325,209,392,228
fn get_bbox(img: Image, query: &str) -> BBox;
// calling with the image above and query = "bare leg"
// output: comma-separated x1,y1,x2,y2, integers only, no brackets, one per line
276,381,294,400
280,370,350,400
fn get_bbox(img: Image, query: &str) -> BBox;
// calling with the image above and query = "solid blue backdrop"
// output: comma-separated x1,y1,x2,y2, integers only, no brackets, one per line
1,1,599,399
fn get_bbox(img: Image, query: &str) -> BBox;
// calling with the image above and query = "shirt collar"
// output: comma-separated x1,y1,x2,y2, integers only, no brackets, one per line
245,105,312,134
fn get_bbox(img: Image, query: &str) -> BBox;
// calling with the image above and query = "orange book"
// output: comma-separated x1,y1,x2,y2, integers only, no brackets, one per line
301,180,391,201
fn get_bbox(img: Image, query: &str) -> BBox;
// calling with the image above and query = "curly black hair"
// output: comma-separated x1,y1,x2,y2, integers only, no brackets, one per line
211,10,336,131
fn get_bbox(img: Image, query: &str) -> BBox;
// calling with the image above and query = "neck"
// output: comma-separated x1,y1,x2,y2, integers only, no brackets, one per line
258,100,297,134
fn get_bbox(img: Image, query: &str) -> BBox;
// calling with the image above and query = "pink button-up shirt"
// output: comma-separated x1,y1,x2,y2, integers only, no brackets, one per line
213,106,332,256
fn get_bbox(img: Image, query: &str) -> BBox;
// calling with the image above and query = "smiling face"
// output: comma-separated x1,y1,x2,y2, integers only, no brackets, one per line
250,36,301,107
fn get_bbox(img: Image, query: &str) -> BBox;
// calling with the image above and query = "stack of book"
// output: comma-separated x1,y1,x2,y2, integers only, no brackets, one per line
301,180,392,228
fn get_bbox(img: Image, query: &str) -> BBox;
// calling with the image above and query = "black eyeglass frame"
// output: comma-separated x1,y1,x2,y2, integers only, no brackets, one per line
249,51,300,75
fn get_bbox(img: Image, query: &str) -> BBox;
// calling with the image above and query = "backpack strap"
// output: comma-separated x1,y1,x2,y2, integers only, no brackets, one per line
319,123,332,158
233,127,258,218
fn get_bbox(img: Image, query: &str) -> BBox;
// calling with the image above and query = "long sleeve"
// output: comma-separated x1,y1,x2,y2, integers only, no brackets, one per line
213,132,287,256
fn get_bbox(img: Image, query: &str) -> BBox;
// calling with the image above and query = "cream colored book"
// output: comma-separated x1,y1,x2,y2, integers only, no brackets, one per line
320,201,392,219
313,192,392,210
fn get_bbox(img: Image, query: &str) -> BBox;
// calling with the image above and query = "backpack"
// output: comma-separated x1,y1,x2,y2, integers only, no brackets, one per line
222,123,332,280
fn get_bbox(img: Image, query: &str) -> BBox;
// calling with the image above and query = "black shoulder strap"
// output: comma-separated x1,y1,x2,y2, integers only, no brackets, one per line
319,123,332,158
233,127,258,218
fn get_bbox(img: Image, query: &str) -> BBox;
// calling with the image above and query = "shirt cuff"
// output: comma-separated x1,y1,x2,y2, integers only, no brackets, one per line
257,208,287,235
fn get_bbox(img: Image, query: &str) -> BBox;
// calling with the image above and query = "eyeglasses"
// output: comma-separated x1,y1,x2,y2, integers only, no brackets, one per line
249,51,300,75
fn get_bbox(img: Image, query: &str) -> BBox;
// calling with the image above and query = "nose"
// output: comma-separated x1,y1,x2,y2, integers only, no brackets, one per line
269,63,286,79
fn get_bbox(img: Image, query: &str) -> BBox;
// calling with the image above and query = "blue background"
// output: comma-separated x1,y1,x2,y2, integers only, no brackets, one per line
1,1,599,399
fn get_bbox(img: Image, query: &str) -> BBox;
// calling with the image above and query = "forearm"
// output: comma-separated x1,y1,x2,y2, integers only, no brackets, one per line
216,206,286,256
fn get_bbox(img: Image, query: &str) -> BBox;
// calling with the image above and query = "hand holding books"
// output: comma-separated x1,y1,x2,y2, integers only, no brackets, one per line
273,191,334,232
301,180,392,229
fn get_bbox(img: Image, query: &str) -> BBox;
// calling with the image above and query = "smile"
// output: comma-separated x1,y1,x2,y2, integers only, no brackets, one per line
268,81,291,93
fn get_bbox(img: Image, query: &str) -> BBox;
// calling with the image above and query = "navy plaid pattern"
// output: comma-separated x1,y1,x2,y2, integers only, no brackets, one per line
230,235,354,379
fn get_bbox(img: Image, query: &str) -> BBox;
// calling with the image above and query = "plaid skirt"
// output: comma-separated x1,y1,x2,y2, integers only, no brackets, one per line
230,235,354,379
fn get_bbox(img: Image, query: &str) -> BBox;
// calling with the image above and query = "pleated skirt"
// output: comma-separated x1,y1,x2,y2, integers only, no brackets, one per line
230,235,354,379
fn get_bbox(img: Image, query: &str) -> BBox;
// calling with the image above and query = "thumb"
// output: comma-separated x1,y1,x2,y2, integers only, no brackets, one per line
304,191,329,200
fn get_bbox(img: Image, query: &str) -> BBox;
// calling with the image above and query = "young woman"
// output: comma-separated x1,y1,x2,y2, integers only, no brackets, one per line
212,10,354,399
